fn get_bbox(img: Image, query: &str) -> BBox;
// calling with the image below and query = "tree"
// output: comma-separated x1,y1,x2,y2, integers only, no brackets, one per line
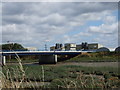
2,43,27,51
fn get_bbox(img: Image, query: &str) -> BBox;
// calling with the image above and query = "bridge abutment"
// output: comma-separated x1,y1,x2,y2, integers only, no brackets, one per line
39,54,57,64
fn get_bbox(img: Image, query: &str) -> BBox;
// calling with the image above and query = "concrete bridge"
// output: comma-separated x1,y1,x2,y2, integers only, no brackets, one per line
0,50,95,65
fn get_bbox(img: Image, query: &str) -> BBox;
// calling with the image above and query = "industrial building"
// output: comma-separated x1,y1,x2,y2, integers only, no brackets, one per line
76,44,82,51
55,43,63,51
96,47,110,52
50,43,64,51
64,43,76,51
50,42,103,51
26,47,37,51
115,46,120,52
50,46,56,51
88,43,103,50
76,43,103,51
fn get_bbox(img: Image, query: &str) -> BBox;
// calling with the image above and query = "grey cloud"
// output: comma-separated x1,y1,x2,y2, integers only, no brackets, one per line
2,2,118,48
2,2,28,15
2,2,117,26
59,2,117,17
2,2,117,25
2,15,25,25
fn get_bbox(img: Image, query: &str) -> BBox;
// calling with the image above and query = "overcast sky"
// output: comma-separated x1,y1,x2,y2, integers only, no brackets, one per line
1,2,118,50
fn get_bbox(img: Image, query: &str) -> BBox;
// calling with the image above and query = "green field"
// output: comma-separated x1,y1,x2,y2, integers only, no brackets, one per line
2,64,120,88
65,52,119,62
2,52,120,88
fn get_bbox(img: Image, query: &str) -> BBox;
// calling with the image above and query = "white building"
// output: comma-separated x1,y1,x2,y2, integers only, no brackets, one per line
26,47,37,51
88,43,103,50
65,43,76,51
50,46,55,51
76,43,103,51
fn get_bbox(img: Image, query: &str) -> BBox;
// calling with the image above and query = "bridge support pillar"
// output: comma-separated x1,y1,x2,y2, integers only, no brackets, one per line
39,54,57,64
2,56,6,66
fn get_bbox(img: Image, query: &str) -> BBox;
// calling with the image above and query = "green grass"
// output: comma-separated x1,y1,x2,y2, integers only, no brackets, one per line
2,64,120,88
65,52,119,62
2,65,119,81
2,52,120,88
6,59,38,63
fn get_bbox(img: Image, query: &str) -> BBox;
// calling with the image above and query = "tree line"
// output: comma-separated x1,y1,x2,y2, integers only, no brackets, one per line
0,43,27,51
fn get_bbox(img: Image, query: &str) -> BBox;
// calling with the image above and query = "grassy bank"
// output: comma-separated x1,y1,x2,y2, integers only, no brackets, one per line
6,59,38,63
65,52,119,62
2,64,120,88
2,52,120,88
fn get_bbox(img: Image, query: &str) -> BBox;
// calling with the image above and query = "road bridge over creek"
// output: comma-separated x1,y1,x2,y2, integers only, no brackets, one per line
0,50,95,65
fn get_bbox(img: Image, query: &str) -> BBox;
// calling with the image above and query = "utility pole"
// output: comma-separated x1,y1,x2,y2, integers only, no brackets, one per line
45,39,50,51
45,44,47,51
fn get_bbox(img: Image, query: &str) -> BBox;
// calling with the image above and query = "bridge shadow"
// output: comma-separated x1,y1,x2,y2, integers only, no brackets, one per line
23,54,78,65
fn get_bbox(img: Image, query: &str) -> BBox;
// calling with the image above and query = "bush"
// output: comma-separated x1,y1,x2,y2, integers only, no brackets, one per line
95,71,104,75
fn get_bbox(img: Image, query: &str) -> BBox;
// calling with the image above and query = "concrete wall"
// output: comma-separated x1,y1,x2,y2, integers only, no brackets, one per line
39,54,57,64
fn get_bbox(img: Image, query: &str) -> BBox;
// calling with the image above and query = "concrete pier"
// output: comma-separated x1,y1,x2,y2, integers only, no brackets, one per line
39,54,57,64
2,56,6,66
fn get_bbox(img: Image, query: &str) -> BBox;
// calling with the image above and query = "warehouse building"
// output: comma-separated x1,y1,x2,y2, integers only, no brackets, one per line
64,43,76,51
96,47,110,52
76,44,82,51
50,42,103,51
115,46,120,53
55,43,63,51
76,43,103,51
50,46,56,51
88,43,103,50
50,43,64,51
26,47,37,51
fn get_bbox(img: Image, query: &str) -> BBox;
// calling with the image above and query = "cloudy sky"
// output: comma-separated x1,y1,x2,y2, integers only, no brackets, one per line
1,2,118,50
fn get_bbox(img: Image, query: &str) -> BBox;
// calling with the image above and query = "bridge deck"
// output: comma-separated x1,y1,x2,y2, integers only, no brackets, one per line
1,51,95,56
